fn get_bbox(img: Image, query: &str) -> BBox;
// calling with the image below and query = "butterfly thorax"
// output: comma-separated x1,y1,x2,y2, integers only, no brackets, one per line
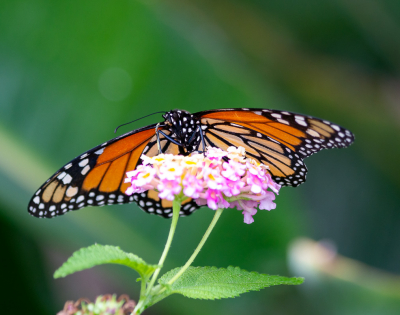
163,110,202,153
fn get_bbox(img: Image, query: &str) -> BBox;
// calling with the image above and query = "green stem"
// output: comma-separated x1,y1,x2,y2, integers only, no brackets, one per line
147,198,181,293
167,208,224,285
134,198,181,314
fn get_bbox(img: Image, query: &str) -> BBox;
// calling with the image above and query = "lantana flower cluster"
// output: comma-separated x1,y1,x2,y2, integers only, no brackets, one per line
125,146,281,224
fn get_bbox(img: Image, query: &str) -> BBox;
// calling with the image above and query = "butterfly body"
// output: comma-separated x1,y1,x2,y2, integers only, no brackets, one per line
160,110,203,154
28,108,354,219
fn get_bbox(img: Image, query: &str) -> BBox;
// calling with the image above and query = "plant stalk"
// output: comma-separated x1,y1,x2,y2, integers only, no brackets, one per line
167,208,224,285
134,198,181,314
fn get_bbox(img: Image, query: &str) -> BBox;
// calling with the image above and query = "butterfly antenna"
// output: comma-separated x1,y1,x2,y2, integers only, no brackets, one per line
114,111,167,133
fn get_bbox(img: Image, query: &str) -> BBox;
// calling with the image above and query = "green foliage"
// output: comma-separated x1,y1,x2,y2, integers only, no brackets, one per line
158,266,304,300
54,244,158,279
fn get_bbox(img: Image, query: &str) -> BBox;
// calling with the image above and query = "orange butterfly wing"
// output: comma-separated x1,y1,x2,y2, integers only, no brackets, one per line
28,125,200,218
197,109,354,186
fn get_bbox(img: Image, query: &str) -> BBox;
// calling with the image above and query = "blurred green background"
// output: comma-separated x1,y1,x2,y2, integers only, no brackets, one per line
1,0,400,314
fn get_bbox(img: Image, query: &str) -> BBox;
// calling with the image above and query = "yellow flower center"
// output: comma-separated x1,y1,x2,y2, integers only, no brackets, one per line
185,161,197,165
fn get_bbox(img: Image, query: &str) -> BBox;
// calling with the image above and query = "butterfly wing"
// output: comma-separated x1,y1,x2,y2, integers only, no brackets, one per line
28,125,201,218
195,108,354,187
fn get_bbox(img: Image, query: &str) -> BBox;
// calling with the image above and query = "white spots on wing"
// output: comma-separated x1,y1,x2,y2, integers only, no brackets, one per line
338,132,345,138
80,153,89,159
66,186,79,197
102,142,107,147
65,163,72,170
139,200,145,207
61,203,67,209
201,125,207,130
77,196,85,203
58,172,67,180
271,113,281,119
96,195,105,201
331,125,340,131
109,194,116,199
89,192,95,197
95,148,104,155
79,159,89,167
231,123,243,128
39,203,45,209
33,196,40,204
277,119,289,125
295,117,308,126
62,174,73,185
254,111,262,116
87,199,93,204
306,129,320,137
49,205,56,212
257,133,262,138
281,111,290,115
81,165,90,175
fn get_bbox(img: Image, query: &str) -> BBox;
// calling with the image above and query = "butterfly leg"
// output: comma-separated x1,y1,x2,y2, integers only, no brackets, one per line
156,129,183,154
155,123,162,153
188,126,206,154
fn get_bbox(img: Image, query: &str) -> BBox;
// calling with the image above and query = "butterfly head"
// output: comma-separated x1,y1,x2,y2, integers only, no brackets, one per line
163,109,202,151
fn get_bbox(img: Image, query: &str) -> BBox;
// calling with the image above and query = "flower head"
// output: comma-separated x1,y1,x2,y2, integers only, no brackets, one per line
58,294,136,315
125,146,281,224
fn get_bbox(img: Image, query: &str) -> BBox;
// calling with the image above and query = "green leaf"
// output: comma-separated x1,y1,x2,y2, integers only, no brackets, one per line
54,244,158,279
158,266,304,300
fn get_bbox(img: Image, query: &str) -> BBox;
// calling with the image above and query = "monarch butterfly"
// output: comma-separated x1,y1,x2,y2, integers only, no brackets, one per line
28,108,354,219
